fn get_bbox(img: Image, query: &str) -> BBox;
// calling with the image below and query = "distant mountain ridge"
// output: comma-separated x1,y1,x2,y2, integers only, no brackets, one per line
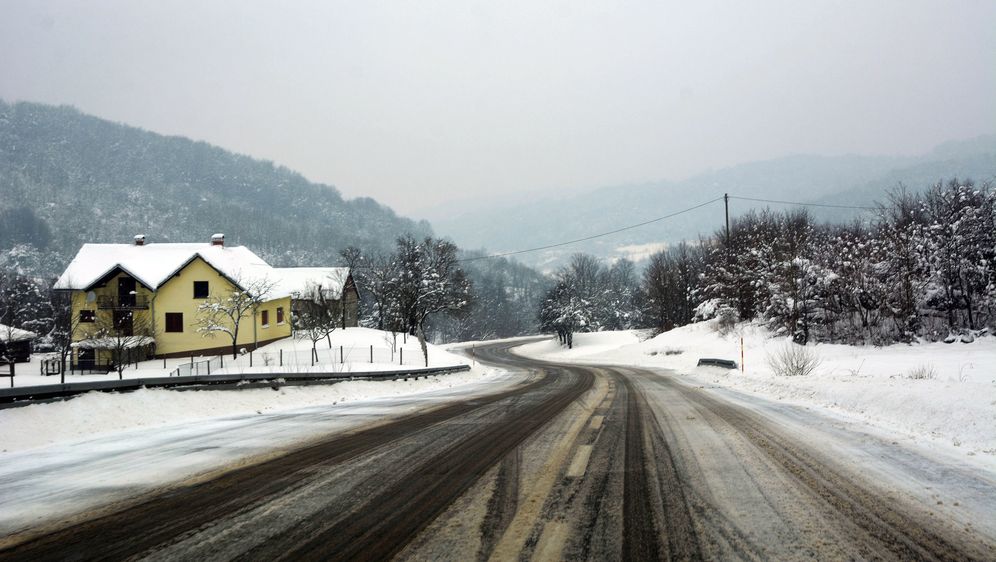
0,100,432,276
433,136,996,269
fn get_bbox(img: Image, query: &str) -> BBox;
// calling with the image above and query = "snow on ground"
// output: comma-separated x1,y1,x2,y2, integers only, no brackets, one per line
215,327,466,375
0,367,521,536
0,328,512,533
1,328,477,453
0,363,503,453
8,327,467,388
515,322,996,459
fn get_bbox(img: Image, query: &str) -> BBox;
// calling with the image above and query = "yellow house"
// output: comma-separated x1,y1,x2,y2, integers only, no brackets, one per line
54,234,358,370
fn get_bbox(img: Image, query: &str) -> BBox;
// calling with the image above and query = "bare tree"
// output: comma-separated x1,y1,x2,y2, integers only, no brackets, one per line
339,246,363,270
355,251,400,331
293,281,343,362
195,275,277,358
49,288,79,383
76,310,156,379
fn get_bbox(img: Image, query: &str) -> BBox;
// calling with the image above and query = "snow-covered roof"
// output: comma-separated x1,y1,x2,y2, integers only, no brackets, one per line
0,324,37,343
55,242,355,301
54,243,275,294
271,267,351,300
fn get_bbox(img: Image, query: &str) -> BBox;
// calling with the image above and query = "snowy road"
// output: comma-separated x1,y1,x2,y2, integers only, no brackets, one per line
1,339,995,560
0,370,524,543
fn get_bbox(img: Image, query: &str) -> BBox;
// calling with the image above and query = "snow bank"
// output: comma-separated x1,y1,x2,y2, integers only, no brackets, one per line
215,328,467,375
0,365,504,453
11,327,468,387
515,323,996,456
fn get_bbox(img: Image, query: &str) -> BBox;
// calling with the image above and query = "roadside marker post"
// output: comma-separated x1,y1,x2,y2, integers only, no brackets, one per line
740,337,745,373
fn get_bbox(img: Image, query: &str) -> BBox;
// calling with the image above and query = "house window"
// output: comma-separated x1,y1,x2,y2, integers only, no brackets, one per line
80,310,96,323
276,307,285,324
261,310,270,327
193,281,209,299
165,313,183,333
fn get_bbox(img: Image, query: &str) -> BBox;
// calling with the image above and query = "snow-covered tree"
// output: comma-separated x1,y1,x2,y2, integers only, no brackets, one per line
920,179,995,333
539,279,592,349
874,187,931,340
390,236,472,365
353,251,402,332
642,242,704,332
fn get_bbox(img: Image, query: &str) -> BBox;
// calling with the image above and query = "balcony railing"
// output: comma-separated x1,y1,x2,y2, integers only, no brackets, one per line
96,294,150,309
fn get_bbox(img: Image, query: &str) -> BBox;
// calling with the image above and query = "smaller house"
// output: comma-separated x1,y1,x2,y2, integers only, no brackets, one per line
271,267,360,329
0,324,36,363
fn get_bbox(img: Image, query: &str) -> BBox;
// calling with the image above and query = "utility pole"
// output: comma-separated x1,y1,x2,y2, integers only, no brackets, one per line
724,193,730,244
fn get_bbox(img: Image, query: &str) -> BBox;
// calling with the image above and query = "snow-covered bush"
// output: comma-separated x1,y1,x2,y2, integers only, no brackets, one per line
766,343,822,377
715,306,739,335
693,298,720,321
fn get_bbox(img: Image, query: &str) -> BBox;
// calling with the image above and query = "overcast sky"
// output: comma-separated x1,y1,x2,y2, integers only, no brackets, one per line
1,1,994,217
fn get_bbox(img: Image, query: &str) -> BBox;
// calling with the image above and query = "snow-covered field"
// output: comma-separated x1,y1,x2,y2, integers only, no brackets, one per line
8,327,467,388
0,363,505,454
515,322,996,460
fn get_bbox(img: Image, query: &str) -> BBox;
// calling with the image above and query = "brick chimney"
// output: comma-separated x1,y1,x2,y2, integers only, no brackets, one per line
211,233,225,247
134,234,146,246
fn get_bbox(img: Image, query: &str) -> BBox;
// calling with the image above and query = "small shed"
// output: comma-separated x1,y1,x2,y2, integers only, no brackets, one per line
0,323,37,363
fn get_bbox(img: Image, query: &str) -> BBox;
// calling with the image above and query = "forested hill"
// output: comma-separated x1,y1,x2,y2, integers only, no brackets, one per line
433,137,996,270
0,100,432,276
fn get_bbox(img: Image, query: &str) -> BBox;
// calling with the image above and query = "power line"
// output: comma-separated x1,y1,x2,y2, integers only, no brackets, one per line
727,195,879,211
457,196,724,262
350,193,878,267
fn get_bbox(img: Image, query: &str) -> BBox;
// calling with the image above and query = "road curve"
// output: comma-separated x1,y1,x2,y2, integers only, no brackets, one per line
0,340,591,561
1,339,994,561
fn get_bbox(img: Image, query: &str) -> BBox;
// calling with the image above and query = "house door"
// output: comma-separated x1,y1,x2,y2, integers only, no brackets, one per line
113,310,134,336
78,348,94,370
118,277,136,307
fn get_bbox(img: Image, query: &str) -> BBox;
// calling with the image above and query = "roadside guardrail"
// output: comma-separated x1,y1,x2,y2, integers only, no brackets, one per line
0,365,471,406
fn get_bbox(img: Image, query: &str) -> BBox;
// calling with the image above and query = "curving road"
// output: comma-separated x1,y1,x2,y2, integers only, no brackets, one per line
1,339,994,560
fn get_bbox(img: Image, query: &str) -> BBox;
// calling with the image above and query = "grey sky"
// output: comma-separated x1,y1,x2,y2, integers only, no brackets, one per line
1,1,994,217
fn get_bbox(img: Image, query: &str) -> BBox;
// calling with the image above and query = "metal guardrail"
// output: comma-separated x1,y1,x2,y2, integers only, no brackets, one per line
696,358,738,369
0,365,472,405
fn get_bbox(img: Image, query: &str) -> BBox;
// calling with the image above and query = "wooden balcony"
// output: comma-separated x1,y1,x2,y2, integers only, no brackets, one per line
96,294,150,309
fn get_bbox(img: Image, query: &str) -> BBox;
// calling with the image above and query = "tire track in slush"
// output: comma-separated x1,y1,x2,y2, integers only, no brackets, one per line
251,366,593,562
0,346,589,561
620,374,702,561
634,369,995,561
476,450,520,562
